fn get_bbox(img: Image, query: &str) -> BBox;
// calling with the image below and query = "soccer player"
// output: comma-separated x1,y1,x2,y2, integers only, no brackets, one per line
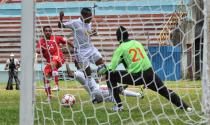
58,8,104,95
36,26,73,100
98,26,192,112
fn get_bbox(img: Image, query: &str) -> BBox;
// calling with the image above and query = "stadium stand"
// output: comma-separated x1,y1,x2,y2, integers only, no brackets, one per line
0,13,181,63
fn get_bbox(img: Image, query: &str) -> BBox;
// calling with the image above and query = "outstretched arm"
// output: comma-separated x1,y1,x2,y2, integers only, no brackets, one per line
58,11,66,28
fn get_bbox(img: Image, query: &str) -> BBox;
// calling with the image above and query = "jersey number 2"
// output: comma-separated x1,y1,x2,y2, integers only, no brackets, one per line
129,48,144,62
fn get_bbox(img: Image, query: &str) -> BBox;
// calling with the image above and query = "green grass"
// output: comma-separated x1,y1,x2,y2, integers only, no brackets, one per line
0,80,208,125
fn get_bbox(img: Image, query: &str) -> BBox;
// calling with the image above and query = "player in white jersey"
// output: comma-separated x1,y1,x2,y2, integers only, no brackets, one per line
58,8,104,97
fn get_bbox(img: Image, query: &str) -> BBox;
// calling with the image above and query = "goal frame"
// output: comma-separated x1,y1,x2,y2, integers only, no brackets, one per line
202,0,210,123
19,0,35,125
19,0,210,125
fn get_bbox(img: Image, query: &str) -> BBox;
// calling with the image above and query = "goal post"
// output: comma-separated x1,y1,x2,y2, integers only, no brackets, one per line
17,0,210,124
202,0,210,122
20,0,35,125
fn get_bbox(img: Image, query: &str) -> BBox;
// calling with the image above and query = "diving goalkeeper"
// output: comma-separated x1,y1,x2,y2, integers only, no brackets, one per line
98,26,192,112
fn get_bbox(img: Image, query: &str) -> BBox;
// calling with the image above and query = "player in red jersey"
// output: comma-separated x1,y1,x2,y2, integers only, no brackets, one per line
36,26,73,101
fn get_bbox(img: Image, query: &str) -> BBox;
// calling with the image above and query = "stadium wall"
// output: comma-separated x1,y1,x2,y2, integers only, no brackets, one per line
0,0,191,82
0,0,191,17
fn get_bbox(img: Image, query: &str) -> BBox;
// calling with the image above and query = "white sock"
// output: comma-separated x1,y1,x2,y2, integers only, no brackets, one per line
74,70,91,95
74,70,100,94
122,90,141,97
86,76,100,91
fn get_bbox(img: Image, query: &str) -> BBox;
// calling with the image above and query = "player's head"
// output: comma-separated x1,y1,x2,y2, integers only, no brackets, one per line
43,26,52,39
116,26,129,43
81,8,92,24
10,53,14,59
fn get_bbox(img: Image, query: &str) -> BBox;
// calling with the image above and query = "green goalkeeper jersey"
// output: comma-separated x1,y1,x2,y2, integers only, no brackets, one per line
108,40,152,73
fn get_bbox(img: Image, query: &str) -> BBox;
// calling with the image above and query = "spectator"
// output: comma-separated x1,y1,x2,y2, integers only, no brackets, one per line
5,53,20,90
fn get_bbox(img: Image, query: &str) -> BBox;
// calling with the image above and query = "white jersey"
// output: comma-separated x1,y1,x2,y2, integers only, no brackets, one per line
63,18,102,67
63,18,93,49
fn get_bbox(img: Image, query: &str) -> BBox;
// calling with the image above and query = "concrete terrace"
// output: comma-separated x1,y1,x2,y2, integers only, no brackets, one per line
0,0,191,81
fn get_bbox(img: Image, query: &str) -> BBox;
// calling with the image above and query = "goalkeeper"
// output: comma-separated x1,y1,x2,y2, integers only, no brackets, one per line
98,26,192,112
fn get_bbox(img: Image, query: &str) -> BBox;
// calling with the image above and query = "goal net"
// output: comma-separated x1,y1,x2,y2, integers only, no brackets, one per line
21,0,210,124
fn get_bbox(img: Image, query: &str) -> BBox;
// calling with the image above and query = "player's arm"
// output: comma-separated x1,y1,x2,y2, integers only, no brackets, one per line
108,46,123,71
36,41,42,54
57,36,74,48
98,46,123,74
67,40,74,48
58,11,66,28
90,28,97,36
90,17,107,36
36,48,41,54
87,23,97,36
58,11,74,29
36,39,47,54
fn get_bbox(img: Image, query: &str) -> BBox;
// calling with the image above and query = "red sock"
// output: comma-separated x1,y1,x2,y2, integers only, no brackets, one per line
44,79,51,97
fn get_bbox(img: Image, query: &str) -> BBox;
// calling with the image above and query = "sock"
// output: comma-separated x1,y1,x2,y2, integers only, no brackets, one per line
122,90,141,97
44,79,51,97
52,68,59,87
86,76,98,91
75,70,91,95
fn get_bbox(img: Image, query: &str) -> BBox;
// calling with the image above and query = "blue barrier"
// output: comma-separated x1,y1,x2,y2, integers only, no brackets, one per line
148,46,182,81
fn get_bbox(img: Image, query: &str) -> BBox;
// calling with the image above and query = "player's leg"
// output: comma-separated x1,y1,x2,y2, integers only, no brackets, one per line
91,46,104,66
84,66,99,91
76,47,108,102
88,47,105,91
100,82,143,98
74,69,105,103
106,70,146,111
76,51,99,92
43,64,52,101
74,69,115,103
65,63,74,78
74,70,92,95
142,68,191,110
106,71,128,109
51,57,62,91
75,68,143,104
122,89,144,98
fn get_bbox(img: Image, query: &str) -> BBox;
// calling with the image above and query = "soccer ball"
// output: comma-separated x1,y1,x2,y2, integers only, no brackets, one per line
61,94,76,107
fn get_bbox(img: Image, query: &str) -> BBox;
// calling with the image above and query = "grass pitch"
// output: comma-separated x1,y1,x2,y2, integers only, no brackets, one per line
0,80,207,125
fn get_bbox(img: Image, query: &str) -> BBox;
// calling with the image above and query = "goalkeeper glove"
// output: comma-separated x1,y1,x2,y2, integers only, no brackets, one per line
97,64,107,75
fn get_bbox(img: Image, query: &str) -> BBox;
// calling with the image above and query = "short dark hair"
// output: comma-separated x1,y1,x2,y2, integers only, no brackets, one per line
43,26,51,31
116,26,129,42
81,8,92,16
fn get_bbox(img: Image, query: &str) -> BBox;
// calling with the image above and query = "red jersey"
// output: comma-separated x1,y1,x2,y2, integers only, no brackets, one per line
36,36,67,63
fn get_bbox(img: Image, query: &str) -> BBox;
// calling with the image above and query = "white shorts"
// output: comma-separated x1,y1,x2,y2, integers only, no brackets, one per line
75,46,102,69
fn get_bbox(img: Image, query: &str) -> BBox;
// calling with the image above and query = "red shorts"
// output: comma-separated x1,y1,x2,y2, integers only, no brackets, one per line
44,56,65,76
